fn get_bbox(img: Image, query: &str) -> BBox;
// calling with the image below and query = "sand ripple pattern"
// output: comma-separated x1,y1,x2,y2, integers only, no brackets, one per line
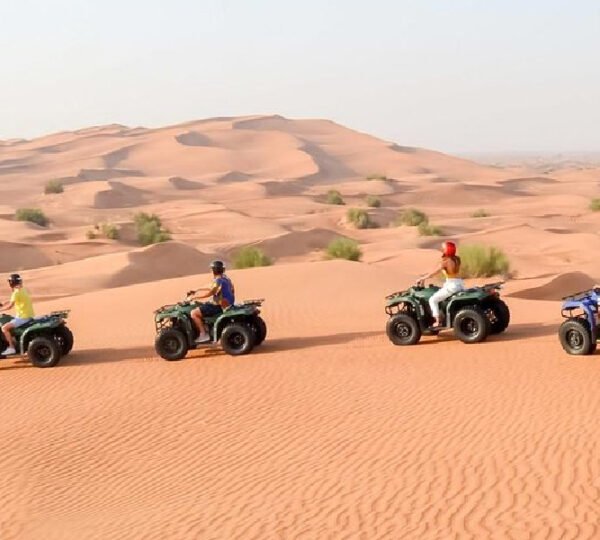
1,331,599,539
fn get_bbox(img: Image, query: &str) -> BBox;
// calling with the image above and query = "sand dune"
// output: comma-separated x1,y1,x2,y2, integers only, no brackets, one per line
248,228,351,260
510,271,598,301
24,241,213,297
1,262,599,538
2,116,600,538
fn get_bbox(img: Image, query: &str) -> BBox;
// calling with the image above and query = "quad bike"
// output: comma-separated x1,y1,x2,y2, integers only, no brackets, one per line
0,310,73,367
385,281,509,345
558,287,600,355
154,292,266,360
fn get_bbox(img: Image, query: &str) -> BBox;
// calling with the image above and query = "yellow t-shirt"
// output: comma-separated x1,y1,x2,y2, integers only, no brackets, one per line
11,288,34,319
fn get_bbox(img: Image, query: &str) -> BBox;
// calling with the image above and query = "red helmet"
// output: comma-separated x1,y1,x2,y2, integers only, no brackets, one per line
442,241,456,257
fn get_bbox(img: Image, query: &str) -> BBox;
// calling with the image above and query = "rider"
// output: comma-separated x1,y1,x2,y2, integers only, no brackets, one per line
0,274,35,356
190,261,235,343
419,241,464,328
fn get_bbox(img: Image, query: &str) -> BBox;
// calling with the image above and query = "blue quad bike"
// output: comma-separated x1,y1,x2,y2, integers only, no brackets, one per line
558,288,600,355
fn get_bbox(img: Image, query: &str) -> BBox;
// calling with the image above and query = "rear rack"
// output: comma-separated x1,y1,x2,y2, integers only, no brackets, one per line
483,281,505,289
562,288,600,301
50,309,70,317
241,298,264,306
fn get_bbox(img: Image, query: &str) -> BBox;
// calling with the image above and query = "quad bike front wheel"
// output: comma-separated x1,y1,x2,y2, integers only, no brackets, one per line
559,318,596,355
453,306,490,344
28,336,62,368
386,314,422,346
221,324,255,356
155,328,188,361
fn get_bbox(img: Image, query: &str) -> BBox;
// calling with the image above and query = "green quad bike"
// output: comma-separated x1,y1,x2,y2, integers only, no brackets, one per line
385,281,509,345
0,310,74,367
154,292,267,360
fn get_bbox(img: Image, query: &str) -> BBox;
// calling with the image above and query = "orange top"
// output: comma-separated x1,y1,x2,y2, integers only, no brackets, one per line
442,256,461,279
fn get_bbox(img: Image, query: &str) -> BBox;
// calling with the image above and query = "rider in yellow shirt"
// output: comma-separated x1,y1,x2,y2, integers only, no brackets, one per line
0,274,35,356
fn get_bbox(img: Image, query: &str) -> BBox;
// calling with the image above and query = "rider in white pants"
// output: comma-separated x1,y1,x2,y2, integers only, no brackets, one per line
419,241,464,327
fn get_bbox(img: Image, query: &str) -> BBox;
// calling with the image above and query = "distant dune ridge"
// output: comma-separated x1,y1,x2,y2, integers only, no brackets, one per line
1,114,599,291
509,271,598,301
1,116,600,537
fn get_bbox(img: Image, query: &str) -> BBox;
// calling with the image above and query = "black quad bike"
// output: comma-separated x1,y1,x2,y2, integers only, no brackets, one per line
385,281,509,345
0,310,74,367
154,293,267,360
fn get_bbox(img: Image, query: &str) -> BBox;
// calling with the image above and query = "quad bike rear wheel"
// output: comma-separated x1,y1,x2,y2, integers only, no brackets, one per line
28,336,62,368
221,324,255,356
386,314,422,346
559,318,595,355
486,299,510,334
54,326,74,355
155,328,188,361
249,316,267,346
453,306,490,344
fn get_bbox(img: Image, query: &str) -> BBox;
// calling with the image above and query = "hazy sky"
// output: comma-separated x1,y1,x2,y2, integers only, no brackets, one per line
1,0,599,153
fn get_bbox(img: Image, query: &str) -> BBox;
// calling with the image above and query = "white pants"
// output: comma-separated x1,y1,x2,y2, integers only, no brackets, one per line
429,279,465,319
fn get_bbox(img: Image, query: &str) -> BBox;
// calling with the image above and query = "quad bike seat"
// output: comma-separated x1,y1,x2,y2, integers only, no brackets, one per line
14,319,37,330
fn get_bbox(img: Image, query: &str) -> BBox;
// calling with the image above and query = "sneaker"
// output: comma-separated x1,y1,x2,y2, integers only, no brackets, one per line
1,347,16,356
195,333,210,344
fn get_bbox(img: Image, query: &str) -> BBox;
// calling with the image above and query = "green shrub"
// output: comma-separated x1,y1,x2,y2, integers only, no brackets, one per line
325,238,362,261
15,208,49,227
471,209,490,218
326,189,345,205
396,208,428,227
459,244,510,278
589,199,600,211
347,208,377,229
134,212,171,246
366,195,381,208
418,222,443,236
44,180,64,194
233,246,273,269
101,222,120,240
367,173,387,181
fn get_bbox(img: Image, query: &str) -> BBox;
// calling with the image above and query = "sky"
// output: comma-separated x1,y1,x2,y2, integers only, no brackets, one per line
1,0,599,153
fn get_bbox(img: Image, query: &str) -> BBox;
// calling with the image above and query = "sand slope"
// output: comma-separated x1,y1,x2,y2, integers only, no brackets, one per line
0,262,599,539
2,117,600,538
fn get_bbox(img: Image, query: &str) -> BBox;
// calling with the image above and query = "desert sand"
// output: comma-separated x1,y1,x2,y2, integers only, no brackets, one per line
1,116,600,538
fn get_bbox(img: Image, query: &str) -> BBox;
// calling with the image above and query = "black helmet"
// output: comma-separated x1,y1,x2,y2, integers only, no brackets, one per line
8,273,22,287
210,260,225,274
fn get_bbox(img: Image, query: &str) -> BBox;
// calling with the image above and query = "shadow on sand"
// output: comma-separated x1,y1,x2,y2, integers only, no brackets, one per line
1,325,554,370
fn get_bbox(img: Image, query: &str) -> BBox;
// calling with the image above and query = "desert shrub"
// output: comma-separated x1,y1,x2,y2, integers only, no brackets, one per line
366,195,381,208
418,222,443,236
367,173,388,181
396,208,428,227
15,208,49,227
325,238,362,261
471,209,490,218
86,230,97,240
326,190,345,205
134,212,171,246
44,180,64,194
101,222,120,240
459,244,510,278
233,246,272,269
347,208,377,229
589,198,600,211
